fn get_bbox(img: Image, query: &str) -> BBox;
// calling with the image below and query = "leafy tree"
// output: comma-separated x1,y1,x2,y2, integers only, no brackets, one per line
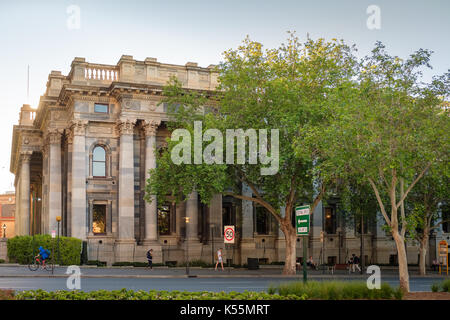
406,163,450,275
145,33,358,274
316,42,450,292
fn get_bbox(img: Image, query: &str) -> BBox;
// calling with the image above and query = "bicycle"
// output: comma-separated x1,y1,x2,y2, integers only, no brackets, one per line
28,254,54,272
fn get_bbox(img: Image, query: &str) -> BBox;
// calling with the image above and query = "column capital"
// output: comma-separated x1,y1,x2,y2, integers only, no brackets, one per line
70,120,88,136
142,119,161,136
46,128,64,145
19,151,33,163
116,118,136,135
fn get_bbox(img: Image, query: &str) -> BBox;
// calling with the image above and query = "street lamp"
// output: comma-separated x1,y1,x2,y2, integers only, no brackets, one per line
184,216,190,276
2,224,6,238
56,216,62,265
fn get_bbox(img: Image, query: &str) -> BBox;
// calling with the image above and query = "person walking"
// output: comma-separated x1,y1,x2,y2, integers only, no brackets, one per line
146,249,153,270
347,256,354,274
352,254,361,272
215,248,224,271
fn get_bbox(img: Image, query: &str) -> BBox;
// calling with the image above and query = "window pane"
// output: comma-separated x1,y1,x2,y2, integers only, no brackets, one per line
158,205,171,235
94,104,108,113
93,146,106,161
93,205,106,234
256,207,269,234
325,207,336,234
93,162,106,177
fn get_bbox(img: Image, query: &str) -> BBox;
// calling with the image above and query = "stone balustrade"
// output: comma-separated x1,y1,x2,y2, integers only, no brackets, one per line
84,64,119,82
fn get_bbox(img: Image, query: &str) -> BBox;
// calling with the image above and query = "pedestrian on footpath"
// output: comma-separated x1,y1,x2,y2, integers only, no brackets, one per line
352,254,361,272
347,256,353,273
146,249,153,270
215,248,224,271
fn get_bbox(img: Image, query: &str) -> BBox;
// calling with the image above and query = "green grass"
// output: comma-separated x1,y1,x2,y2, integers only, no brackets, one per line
269,281,402,300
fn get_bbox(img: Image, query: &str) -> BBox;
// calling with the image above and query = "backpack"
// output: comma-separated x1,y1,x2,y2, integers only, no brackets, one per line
147,251,152,259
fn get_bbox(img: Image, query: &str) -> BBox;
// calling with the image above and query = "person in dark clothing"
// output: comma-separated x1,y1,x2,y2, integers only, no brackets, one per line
146,249,153,269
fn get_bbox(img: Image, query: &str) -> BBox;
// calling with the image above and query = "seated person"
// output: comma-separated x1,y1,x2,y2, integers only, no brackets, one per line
306,256,317,269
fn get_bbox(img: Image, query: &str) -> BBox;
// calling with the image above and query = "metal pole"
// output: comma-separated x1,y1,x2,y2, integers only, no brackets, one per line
360,214,364,274
211,224,215,265
57,221,61,265
303,236,307,283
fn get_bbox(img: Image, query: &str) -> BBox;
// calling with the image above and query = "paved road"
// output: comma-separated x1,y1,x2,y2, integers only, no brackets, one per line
0,277,440,292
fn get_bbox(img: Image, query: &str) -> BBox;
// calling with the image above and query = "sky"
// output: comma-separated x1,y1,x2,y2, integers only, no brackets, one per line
0,0,448,193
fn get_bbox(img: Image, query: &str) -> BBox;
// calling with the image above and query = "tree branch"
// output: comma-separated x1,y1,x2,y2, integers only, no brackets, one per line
223,192,282,223
396,162,432,209
368,177,391,226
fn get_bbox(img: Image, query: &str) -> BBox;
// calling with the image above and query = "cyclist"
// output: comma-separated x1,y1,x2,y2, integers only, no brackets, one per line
37,246,51,269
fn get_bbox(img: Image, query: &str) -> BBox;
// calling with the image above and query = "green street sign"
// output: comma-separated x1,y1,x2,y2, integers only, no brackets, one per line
295,205,310,236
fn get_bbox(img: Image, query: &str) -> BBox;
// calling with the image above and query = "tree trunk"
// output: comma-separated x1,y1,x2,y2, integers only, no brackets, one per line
281,221,297,275
392,230,410,293
419,232,429,276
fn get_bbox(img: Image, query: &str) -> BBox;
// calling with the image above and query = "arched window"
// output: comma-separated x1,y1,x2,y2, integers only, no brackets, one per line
92,146,106,177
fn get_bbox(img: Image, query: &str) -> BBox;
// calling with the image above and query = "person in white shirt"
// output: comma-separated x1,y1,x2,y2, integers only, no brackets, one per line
215,248,224,271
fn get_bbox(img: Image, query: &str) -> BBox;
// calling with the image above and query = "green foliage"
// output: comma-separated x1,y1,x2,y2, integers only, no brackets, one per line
0,259,5,264
14,288,304,300
442,279,450,292
86,260,107,267
431,283,439,292
271,281,402,300
430,280,450,293
7,235,82,265
146,33,359,273
179,260,212,268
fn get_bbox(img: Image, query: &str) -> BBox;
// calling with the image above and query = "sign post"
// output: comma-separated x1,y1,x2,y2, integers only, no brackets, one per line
296,205,310,283
224,226,235,274
438,240,448,275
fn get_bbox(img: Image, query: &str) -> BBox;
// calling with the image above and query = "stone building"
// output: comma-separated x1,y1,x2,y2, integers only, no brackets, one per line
0,192,15,239
9,55,448,266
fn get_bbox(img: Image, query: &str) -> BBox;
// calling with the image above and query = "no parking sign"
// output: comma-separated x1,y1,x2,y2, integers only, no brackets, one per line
224,225,235,244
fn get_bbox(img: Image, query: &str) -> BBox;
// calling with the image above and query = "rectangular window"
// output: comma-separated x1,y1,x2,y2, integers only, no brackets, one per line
222,203,235,227
158,204,171,235
255,206,271,235
442,205,449,233
355,216,369,234
92,204,106,234
94,103,109,113
324,206,336,234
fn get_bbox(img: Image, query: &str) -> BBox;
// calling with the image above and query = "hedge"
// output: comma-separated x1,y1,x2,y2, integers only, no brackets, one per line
7,235,82,265
14,288,305,300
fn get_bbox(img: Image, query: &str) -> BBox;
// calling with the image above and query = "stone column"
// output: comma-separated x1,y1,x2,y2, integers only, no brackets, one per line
15,177,21,235
19,152,32,235
241,183,256,264
142,119,160,243
70,120,88,240
241,183,254,239
185,191,199,241
115,119,136,262
47,129,63,234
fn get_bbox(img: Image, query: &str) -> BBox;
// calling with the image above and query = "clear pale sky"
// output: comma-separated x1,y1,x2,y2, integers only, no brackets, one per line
0,0,448,193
